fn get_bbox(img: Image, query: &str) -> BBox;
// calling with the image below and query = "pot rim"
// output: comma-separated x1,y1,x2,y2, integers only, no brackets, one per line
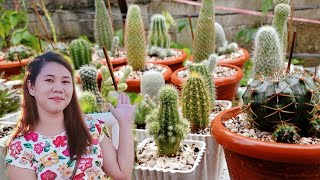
211,106,320,164
217,48,250,66
146,49,188,66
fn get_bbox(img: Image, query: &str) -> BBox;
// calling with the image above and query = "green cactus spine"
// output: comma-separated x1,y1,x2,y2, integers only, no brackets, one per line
182,73,210,133
111,36,119,57
69,39,92,70
272,123,299,143
148,14,170,49
94,0,114,50
125,5,146,71
193,0,215,63
189,63,216,108
272,4,291,58
273,0,290,6
252,26,284,78
140,71,165,100
146,85,189,157
79,91,97,113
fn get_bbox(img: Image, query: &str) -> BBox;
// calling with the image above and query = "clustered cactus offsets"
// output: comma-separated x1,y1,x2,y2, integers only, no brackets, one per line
5,45,36,61
69,39,92,70
147,85,189,157
140,71,165,100
215,22,238,55
242,72,320,143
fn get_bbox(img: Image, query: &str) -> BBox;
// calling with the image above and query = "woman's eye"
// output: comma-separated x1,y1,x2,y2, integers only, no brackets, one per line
62,81,70,84
45,79,53,82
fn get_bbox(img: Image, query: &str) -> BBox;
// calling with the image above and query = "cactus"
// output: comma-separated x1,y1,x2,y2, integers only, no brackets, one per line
148,14,170,49
242,72,320,143
111,36,119,57
193,0,215,63
202,53,218,75
69,39,92,70
273,0,290,6
272,4,291,58
147,46,175,59
146,85,189,157
5,45,36,61
134,94,157,128
182,73,210,133
94,0,114,50
0,81,20,118
125,5,146,71
189,64,216,108
140,71,165,100
78,65,105,112
44,42,69,55
215,23,238,55
252,26,284,78
272,123,299,143
79,91,97,113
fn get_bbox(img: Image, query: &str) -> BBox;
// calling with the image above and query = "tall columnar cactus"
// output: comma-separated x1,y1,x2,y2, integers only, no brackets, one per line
94,0,114,50
215,22,238,55
6,45,36,61
193,0,215,63
242,72,320,143
140,71,165,100
78,65,105,112
272,3,291,58
69,39,92,70
125,5,146,71
146,85,189,157
79,91,97,113
182,73,210,133
111,36,119,57
148,14,170,49
189,64,216,108
252,26,284,78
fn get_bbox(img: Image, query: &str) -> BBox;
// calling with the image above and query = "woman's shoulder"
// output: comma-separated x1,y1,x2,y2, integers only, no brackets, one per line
9,131,40,145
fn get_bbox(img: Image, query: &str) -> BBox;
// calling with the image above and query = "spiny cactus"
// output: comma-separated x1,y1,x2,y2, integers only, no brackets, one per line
134,94,157,128
111,36,119,57
147,46,175,59
94,0,114,50
146,85,189,157
272,123,299,143
5,45,36,61
252,26,284,78
69,39,92,70
193,0,215,63
100,65,131,101
182,73,210,133
202,53,217,75
140,71,165,100
148,14,170,49
272,3,291,58
215,23,238,55
0,81,20,118
189,63,216,108
78,65,105,112
125,5,146,71
79,91,97,113
273,0,290,6
242,72,320,143
44,42,69,55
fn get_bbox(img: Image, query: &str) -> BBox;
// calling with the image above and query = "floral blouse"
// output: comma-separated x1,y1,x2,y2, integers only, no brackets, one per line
5,115,106,180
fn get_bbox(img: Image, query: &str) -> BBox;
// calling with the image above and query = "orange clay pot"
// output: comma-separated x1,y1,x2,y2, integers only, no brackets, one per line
146,49,188,72
211,107,320,180
100,54,127,69
170,64,243,100
0,57,31,79
114,63,172,93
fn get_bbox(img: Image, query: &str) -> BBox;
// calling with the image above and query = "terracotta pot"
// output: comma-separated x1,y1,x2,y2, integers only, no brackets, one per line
114,63,172,93
101,55,127,69
211,107,320,180
170,64,243,100
0,58,31,78
146,49,188,73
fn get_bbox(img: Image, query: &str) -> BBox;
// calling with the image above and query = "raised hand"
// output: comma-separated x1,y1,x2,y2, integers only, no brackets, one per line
106,92,136,125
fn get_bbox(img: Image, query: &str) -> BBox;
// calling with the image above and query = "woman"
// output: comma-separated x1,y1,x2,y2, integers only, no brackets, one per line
5,52,135,180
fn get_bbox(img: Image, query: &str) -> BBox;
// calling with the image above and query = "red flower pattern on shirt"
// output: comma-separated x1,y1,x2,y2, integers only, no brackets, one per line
40,170,57,180
24,132,38,142
53,135,67,148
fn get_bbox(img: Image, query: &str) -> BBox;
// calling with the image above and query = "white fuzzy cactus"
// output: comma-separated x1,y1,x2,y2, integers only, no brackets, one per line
140,71,165,100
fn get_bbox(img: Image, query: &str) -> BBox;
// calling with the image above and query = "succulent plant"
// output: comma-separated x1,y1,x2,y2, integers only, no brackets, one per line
273,0,290,6
148,14,170,49
201,53,218,75
146,85,189,157
215,23,238,55
69,39,92,70
252,26,284,78
140,71,165,100
0,81,20,118
110,36,119,57
94,0,114,50
193,0,215,63
125,5,146,71
272,3,291,58
147,46,175,59
79,91,97,113
44,42,69,55
78,65,105,112
134,94,157,128
5,45,36,61
242,72,320,143
182,73,210,133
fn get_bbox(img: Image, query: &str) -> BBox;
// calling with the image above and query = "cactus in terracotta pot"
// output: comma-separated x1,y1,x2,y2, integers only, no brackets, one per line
146,85,189,157
148,14,170,49
140,71,165,100
5,45,36,61
79,91,97,113
94,0,114,50
134,94,157,128
125,5,146,71
181,73,210,133
215,22,238,55
69,39,92,70
193,0,215,62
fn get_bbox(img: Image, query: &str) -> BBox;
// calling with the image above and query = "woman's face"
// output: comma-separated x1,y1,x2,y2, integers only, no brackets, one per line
28,62,73,115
